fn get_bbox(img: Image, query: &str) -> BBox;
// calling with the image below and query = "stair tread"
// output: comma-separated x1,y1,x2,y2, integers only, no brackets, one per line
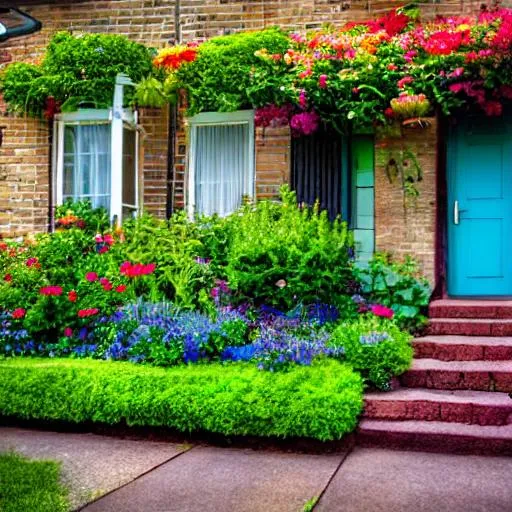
430,318,512,324
358,419,512,439
430,299,512,308
415,335,512,346
410,358,512,371
365,388,512,405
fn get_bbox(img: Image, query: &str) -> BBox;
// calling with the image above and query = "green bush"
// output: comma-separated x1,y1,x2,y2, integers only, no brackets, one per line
0,452,69,512
330,315,413,390
0,358,363,441
354,253,431,332
173,28,290,116
1,32,156,116
220,187,355,311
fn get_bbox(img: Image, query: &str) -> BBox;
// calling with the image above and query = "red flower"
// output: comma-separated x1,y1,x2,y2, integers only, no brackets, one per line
384,107,395,118
4,274,12,282
68,290,78,302
100,277,113,291
85,272,98,282
0,242,8,251
423,30,470,56
115,284,127,293
370,304,394,319
120,261,156,278
387,63,398,71
11,308,26,319
40,285,63,296
103,234,115,246
26,257,40,268
318,74,328,89
78,308,100,318
64,327,73,337
98,246,109,254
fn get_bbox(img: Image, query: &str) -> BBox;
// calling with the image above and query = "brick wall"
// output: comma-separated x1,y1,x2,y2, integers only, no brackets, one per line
0,0,495,238
374,118,438,285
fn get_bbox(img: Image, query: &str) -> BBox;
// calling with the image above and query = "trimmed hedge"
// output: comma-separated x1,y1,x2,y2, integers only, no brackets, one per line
0,358,363,441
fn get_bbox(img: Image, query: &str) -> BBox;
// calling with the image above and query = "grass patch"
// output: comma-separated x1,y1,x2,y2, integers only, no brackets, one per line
0,358,363,441
0,452,69,512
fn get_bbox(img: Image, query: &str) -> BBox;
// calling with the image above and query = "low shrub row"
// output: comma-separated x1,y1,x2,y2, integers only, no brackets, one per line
0,358,364,441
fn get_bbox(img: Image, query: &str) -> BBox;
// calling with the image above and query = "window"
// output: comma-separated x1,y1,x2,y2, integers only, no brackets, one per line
54,109,138,223
188,111,255,217
0,8,41,42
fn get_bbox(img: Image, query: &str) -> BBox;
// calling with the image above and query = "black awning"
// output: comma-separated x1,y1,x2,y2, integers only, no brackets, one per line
0,8,42,42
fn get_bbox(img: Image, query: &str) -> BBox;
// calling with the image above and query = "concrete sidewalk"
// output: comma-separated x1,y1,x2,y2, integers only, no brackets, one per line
1,427,512,512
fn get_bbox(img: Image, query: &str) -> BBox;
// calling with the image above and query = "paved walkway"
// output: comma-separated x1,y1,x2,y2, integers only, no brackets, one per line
1,427,512,512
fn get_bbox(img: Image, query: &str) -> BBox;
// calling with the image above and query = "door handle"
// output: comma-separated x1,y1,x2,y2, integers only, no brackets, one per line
454,200,459,225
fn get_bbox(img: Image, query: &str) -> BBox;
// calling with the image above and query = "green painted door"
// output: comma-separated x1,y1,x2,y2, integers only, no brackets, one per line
351,136,375,264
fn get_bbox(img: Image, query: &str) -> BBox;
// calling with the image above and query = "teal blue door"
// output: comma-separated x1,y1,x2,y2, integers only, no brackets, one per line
448,116,512,296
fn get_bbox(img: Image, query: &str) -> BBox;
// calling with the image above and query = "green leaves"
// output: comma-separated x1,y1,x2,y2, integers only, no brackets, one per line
0,358,363,441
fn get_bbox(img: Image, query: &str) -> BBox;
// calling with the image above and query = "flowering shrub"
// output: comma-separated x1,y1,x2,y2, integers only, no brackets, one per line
329,315,413,390
151,6,512,135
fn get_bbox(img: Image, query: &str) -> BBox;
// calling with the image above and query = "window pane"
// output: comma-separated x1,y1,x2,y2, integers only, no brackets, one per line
122,128,137,208
194,123,250,216
62,124,111,210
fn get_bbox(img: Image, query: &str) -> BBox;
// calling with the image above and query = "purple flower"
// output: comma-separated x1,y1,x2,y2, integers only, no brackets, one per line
290,111,320,136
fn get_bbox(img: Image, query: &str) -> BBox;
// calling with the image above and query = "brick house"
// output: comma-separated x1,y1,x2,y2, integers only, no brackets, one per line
0,0,510,299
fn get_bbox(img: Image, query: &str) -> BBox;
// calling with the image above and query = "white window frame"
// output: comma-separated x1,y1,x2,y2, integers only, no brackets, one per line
53,107,139,226
187,110,255,218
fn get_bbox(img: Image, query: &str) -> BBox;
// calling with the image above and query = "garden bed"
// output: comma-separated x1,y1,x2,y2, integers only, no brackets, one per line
0,358,363,442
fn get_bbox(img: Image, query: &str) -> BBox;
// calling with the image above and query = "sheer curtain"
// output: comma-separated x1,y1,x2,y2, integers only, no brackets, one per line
194,123,251,216
63,124,111,210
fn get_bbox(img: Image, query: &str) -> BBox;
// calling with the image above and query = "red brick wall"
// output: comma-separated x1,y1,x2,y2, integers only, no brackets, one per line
374,118,438,285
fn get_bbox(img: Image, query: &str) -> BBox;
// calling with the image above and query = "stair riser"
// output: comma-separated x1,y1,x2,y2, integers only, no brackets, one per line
428,322,512,337
429,305,512,319
401,370,512,393
363,399,512,426
357,429,512,456
413,341,512,361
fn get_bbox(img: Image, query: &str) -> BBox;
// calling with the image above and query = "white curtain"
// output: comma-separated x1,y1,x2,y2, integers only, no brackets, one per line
63,124,111,210
194,123,251,216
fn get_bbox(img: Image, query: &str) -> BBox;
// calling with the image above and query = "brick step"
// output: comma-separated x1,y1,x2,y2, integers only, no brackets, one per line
429,299,512,319
364,388,512,426
400,359,512,392
428,318,512,336
414,336,512,361
357,419,512,455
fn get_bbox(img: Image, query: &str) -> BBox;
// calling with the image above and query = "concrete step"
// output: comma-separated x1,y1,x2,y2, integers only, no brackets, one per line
414,336,512,361
364,388,512,426
429,299,512,319
428,318,512,336
400,359,512,392
357,419,512,455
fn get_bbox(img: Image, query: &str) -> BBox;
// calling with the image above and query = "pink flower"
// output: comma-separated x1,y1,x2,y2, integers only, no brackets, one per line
298,68,312,79
449,67,464,78
482,100,502,117
290,111,320,136
86,272,98,282
103,234,115,246
370,304,394,319
11,308,26,319
40,286,63,296
94,233,103,243
98,246,109,254
26,257,39,268
119,261,156,278
299,89,308,109
64,327,73,337
100,277,113,291
397,76,413,89
344,48,356,59
403,50,417,62
318,74,328,89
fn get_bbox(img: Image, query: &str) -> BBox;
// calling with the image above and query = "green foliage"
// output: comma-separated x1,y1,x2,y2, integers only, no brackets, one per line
303,497,319,512
55,198,110,233
330,315,413,390
1,32,156,116
220,186,355,310
0,452,69,512
174,28,290,116
0,358,363,441
354,253,430,332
